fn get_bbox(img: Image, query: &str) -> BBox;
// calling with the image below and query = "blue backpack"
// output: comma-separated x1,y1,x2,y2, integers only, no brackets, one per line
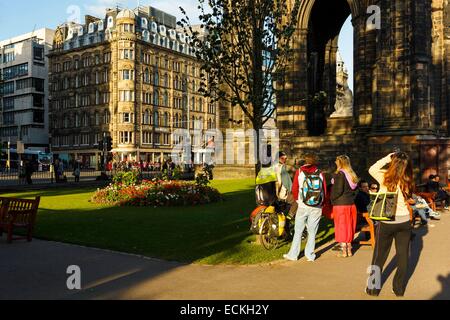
301,169,325,207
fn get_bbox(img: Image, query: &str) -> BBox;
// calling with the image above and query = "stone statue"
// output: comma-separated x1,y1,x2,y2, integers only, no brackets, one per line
330,51,353,118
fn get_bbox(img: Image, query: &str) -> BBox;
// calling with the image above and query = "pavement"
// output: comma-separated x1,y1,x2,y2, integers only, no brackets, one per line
1,212,449,300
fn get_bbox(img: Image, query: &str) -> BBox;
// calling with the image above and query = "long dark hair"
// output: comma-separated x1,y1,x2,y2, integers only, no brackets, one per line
383,152,415,198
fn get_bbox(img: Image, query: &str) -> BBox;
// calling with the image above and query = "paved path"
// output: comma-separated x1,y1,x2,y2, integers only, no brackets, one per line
1,213,449,300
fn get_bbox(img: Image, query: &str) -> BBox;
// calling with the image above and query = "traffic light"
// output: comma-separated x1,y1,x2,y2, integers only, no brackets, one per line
105,137,113,152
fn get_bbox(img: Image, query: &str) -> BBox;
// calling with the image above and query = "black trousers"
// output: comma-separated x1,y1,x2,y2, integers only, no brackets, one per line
371,221,412,295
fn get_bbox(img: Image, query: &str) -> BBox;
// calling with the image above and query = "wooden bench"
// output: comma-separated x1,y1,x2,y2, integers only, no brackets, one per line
0,197,40,244
359,213,376,248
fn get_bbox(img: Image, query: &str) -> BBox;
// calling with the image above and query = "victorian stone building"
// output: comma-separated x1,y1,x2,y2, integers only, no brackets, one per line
273,0,450,182
48,6,218,168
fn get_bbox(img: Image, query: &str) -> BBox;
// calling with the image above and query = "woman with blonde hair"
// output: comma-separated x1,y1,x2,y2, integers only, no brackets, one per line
331,155,359,258
366,152,415,297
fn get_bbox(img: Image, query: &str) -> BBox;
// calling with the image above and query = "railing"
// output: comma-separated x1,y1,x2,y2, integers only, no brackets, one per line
0,168,108,186
0,167,196,186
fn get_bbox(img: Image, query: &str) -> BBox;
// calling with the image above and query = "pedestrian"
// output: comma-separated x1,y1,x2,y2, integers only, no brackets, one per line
274,151,297,219
283,153,328,262
73,163,81,183
24,160,34,185
331,155,359,258
365,152,415,297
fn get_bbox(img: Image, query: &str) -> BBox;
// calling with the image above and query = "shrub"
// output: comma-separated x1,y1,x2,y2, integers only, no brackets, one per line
112,170,139,187
91,180,223,207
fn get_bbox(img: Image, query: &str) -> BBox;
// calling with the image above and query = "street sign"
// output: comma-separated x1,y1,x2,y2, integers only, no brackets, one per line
17,141,25,154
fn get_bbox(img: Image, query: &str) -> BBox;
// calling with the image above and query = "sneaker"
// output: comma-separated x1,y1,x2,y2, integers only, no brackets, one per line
430,212,441,220
283,254,297,262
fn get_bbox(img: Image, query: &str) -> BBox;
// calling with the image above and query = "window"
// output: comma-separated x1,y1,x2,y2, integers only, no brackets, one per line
63,61,71,71
95,112,100,126
143,68,150,83
153,91,159,106
143,110,150,124
119,90,135,102
2,81,14,94
3,97,14,111
154,111,159,127
81,134,90,146
82,113,89,127
33,110,44,124
142,131,152,144
3,52,15,63
3,112,14,125
123,113,131,123
164,74,169,87
163,133,170,145
121,70,134,80
33,46,44,61
103,69,109,82
120,49,134,60
75,113,80,127
163,92,169,107
103,52,111,63
119,131,133,144
154,133,161,145
154,72,159,86
3,63,28,80
104,110,111,124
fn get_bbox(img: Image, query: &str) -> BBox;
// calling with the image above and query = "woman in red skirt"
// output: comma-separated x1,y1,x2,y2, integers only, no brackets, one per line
331,155,359,257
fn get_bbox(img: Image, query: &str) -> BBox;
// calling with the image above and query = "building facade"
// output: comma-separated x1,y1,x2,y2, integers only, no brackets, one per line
0,28,55,151
48,6,218,169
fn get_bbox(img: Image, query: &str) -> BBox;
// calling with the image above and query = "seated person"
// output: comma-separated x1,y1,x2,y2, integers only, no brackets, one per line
354,180,371,228
369,183,379,194
355,180,371,214
426,175,449,209
410,194,441,225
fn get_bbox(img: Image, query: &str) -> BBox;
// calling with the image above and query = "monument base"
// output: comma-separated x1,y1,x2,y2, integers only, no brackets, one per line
326,117,354,135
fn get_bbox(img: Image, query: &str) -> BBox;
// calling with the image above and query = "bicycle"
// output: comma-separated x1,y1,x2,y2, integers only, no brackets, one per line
257,200,298,250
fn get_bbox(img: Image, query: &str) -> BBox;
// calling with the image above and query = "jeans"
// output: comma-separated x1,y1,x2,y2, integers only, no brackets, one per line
413,207,428,223
285,205,322,261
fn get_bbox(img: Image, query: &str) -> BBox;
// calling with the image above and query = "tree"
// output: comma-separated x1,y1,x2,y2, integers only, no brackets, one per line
179,0,301,175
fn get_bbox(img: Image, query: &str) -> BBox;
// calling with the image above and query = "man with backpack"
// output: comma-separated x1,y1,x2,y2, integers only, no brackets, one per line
283,153,327,262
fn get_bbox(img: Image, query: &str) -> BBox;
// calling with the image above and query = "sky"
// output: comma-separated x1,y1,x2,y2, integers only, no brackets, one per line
0,0,353,90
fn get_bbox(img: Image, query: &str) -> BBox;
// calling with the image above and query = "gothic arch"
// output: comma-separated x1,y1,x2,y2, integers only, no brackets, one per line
297,0,362,29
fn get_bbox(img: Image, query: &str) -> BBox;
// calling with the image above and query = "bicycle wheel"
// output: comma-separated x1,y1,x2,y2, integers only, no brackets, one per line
259,216,279,250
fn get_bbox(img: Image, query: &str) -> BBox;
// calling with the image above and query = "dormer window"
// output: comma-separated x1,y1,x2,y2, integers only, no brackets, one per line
141,17,148,29
107,16,114,29
98,20,104,31
143,30,150,41
88,23,95,33
150,22,158,33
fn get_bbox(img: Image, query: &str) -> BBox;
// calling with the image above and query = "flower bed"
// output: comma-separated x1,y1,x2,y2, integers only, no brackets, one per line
91,180,223,207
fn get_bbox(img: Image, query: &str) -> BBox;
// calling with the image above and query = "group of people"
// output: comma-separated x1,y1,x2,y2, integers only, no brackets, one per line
272,151,445,297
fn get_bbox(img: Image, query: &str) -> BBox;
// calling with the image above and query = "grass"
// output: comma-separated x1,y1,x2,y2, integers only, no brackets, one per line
2,179,335,265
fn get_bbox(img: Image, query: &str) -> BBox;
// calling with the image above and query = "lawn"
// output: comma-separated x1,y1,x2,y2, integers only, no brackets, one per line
2,179,335,265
